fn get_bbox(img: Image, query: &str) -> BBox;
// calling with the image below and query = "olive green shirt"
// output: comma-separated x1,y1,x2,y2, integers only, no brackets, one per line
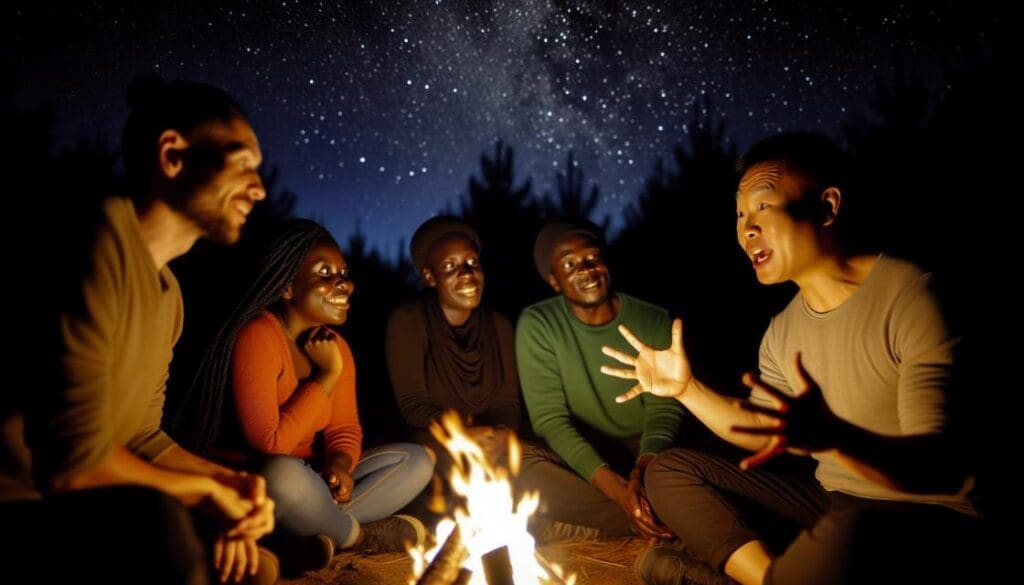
29,197,182,487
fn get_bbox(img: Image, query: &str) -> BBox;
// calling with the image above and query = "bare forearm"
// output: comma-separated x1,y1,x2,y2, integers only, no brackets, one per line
680,379,771,452
152,443,235,477
51,446,214,506
591,465,627,503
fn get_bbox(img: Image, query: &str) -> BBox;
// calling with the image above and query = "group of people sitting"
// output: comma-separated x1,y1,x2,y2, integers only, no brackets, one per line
0,75,981,585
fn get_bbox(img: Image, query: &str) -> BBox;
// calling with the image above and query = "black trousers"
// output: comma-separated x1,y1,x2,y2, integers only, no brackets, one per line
645,448,983,585
2,486,208,584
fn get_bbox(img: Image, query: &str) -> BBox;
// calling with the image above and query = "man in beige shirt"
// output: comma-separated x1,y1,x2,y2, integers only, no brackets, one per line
3,75,274,584
604,132,979,585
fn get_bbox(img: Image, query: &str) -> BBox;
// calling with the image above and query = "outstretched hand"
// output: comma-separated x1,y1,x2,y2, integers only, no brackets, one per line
601,318,691,403
731,352,843,470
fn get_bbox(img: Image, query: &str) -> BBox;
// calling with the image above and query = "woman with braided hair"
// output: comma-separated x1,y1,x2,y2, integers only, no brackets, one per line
175,218,433,576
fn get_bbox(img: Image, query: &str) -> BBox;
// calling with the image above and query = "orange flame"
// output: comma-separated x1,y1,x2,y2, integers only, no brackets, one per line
409,411,575,585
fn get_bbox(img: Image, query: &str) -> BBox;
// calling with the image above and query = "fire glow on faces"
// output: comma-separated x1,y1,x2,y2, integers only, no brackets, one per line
735,161,829,286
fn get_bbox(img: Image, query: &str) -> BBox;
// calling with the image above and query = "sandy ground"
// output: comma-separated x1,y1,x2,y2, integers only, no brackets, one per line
281,537,647,584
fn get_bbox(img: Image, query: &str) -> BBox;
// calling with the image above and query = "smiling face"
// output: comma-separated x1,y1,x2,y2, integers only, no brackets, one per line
177,116,266,244
283,240,354,328
735,161,828,285
423,233,484,322
547,232,611,309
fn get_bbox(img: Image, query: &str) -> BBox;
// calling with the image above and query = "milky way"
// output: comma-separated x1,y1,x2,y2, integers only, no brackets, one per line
7,1,1004,255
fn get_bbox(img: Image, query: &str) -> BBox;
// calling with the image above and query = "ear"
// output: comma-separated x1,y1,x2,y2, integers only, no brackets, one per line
281,285,294,301
157,129,189,180
820,187,841,227
421,267,437,287
547,273,561,293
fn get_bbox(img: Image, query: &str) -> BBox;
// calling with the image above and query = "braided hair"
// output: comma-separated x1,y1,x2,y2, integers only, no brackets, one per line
173,218,337,454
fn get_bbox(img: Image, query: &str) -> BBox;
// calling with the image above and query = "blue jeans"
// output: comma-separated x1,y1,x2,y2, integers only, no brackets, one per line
258,443,434,547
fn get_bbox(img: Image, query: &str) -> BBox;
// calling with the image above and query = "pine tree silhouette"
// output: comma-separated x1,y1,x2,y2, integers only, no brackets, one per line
541,150,608,231
459,140,548,319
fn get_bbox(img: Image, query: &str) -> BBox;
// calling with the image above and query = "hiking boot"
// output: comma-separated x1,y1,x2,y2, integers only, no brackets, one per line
530,516,604,545
277,533,335,577
635,543,737,585
357,514,426,553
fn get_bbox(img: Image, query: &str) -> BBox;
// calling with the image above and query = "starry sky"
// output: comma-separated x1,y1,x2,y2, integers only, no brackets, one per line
6,1,1006,256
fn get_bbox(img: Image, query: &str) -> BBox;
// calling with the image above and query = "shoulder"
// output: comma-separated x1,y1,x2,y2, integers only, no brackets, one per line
237,312,282,347
331,330,355,360
620,293,669,320
619,294,671,341
488,309,514,332
865,255,939,311
517,297,565,333
388,300,424,325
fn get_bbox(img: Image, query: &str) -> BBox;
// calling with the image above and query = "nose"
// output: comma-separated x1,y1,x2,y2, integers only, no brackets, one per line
249,177,267,201
742,215,759,239
334,274,354,295
458,262,477,276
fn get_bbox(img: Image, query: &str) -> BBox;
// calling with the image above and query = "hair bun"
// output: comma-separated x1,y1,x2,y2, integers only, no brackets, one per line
126,73,167,109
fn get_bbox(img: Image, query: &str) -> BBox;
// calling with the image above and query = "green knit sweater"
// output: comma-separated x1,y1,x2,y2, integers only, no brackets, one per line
516,293,684,480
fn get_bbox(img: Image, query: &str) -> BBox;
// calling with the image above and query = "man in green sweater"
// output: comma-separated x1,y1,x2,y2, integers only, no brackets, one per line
516,219,684,540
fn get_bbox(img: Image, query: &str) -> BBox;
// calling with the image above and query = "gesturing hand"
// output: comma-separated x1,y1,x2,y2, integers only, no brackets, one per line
731,352,842,470
600,318,692,403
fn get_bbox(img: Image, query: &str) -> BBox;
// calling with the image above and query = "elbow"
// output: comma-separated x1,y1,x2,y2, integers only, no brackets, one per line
47,467,98,494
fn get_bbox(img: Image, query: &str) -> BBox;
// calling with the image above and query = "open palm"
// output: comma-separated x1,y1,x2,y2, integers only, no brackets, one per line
601,318,692,402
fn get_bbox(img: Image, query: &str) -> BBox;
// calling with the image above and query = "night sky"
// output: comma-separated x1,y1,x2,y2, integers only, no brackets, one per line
6,1,1005,257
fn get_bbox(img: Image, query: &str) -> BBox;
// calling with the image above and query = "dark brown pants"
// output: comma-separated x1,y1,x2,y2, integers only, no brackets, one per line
645,448,983,585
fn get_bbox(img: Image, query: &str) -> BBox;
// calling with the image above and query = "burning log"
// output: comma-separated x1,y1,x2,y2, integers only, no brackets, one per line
410,411,576,585
481,545,514,585
416,526,470,585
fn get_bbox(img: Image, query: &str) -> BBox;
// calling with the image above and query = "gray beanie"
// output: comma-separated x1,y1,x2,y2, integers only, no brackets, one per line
532,219,604,281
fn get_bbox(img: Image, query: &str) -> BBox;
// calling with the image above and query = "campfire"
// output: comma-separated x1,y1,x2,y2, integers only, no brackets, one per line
410,412,575,585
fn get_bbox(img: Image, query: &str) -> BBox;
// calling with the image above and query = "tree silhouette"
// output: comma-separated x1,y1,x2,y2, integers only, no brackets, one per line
541,150,608,231
335,224,417,443
610,99,769,394
459,140,549,319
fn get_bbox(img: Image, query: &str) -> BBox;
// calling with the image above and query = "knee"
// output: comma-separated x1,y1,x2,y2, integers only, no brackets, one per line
112,487,206,577
406,444,436,486
423,445,437,465
644,449,703,505
258,456,313,506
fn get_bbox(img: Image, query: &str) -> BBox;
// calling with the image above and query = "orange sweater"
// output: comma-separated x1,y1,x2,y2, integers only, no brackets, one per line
232,311,362,471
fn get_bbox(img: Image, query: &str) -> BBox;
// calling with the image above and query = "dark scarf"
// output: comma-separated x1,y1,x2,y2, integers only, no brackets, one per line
419,289,503,413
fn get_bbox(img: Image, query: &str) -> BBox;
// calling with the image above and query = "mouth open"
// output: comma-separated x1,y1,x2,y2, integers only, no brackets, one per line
751,249,772,269
325,295,350,309
454,284,480,296
232,198,253,220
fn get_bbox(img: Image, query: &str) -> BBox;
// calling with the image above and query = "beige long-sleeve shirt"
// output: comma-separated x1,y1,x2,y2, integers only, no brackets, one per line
754,255,971,511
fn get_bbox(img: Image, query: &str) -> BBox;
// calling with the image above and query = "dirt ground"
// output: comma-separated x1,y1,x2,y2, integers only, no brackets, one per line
281,537,647,584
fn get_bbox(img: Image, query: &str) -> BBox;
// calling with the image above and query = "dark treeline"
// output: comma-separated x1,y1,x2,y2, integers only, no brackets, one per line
5,42,1009,514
